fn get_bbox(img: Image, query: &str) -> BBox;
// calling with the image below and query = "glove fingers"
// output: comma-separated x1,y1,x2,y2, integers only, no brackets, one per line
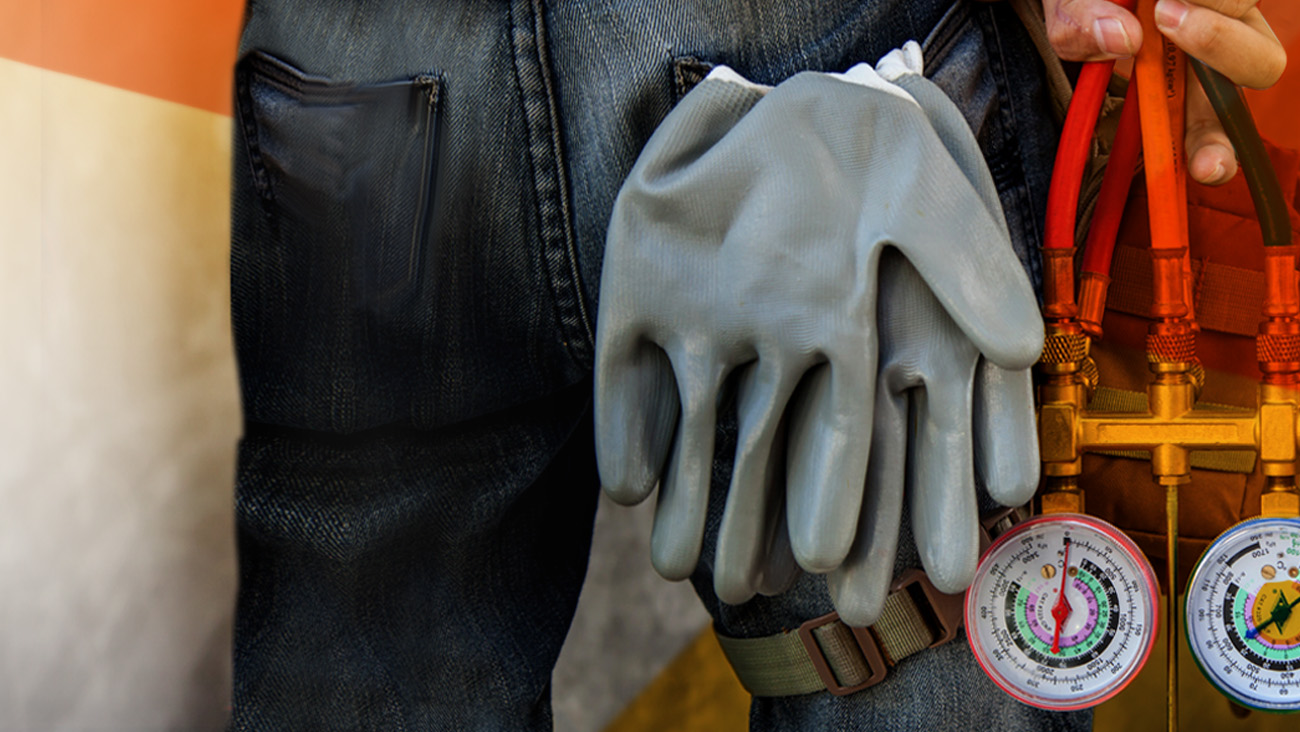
827,387,909,627
785,358,874,573
870,123,1040,369
973,358,1040,507
650,352,726,581
755,499,800,597
910,370,981,594
714,363,798,605
594,339,681,505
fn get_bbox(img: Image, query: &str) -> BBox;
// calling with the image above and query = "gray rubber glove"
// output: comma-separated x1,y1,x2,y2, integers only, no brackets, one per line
822,45,1043,626
594,61,1043,614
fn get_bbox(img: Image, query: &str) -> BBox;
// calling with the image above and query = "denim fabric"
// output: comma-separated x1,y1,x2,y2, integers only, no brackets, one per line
230,0,1079,729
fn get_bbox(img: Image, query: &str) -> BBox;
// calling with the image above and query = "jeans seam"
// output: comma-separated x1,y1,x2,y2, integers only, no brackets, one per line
234,59,272,206
975,3,1045,289
920,0,967,63
510,0,595,368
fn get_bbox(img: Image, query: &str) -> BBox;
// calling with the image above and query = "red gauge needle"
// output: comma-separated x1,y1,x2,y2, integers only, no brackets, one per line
1051,538,1073,655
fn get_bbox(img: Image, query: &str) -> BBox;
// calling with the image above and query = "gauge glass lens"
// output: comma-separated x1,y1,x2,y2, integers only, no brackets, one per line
966,513,1160,710
1185,517,1300,713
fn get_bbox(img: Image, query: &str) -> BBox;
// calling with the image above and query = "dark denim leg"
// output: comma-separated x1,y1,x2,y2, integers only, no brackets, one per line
230,1,599,729
231,385,598,731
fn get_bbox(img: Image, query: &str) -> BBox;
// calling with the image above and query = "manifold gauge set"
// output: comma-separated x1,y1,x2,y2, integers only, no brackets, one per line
954,1,1300,719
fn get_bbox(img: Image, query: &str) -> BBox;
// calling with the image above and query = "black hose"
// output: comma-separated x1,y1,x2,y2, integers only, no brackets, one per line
1188,57,1290,247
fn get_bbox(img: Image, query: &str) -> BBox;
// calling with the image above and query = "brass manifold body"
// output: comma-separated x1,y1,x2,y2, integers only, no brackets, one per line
1036,321,1300,519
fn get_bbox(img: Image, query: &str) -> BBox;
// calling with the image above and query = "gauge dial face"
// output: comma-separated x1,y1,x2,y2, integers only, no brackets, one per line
965,514,1159,710
1185,517,1300,712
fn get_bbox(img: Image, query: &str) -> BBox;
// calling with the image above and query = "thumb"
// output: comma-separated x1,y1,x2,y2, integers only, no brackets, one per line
1185,73,1238,186
1043,0,1142,60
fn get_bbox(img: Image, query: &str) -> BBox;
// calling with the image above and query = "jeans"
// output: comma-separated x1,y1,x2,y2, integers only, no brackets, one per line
228,0,1083,729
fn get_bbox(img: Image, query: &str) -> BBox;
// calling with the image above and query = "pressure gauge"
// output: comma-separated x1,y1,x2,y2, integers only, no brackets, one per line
966,513,1160,710
1184,517,1300,713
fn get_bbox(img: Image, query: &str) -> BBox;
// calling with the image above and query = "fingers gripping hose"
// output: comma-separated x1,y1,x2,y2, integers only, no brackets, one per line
1189,58,1300,379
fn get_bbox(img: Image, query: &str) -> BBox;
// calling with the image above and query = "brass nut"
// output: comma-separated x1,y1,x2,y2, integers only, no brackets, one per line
1078,356,1099,396
1146,331,1195,363
1262,490,1300,518
1041,491,1084,515
1257,332,1300,364
1259,402,1298,463
1188,360,1205,399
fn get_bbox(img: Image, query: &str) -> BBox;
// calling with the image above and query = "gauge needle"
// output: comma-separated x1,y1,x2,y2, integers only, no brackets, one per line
1245,591,1300,640
1051,538,1073,654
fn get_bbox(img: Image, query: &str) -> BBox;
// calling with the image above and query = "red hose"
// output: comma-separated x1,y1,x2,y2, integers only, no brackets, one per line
1041,0,1139,321
1077,76,1143,338
1045,61,1117,252
1081,78,1142,276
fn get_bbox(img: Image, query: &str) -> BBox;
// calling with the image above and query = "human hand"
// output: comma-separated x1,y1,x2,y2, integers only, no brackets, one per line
1041,0,1285,184
594,58,1042,622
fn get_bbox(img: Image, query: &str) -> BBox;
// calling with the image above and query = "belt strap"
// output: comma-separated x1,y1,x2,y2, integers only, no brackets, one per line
1108,244,1266,338
715,509,1021,697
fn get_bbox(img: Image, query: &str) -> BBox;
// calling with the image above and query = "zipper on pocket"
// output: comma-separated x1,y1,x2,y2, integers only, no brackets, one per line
408,74,441,292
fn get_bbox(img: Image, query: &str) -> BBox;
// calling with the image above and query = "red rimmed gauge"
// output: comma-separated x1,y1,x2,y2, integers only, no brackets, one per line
965,513,1160,710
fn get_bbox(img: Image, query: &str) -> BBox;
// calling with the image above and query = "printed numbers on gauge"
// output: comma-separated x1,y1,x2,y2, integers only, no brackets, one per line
1185,517,1300,712
965,513,1159,711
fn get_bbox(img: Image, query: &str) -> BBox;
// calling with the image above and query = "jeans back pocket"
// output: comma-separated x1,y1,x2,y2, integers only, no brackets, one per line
235,51,440,433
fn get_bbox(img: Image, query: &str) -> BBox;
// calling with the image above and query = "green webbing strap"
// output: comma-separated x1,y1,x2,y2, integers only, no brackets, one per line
714,584,936,697
1088,386,1257,473
715,512,1022,697
873,588,933,662
713,628,828,697
812,622,875,686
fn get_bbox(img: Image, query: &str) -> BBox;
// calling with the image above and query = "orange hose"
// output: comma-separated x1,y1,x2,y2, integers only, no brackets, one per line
1167,38,1198,329
1134,0,1192,333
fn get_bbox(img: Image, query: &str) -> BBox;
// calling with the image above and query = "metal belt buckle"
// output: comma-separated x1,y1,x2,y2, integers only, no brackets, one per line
796,612,888,696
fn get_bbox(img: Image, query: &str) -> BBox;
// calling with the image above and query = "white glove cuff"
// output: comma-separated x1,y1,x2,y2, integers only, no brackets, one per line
828,62,916,105
875,40,925,81
703,65,773,94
